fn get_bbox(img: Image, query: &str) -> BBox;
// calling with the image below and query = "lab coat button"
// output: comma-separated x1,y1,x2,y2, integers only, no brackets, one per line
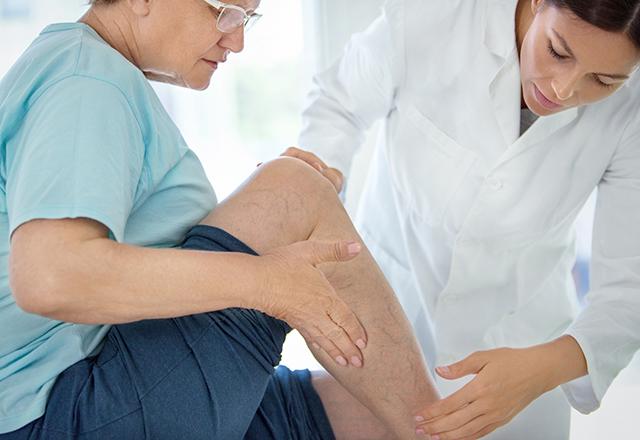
487,177,503,191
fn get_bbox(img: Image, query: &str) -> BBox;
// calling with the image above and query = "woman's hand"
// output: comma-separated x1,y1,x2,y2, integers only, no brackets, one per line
278,146,344,193
414,337,587,439
257,239,367,368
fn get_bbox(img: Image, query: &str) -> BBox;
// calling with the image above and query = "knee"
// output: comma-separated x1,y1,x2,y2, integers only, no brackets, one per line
255,157,339,204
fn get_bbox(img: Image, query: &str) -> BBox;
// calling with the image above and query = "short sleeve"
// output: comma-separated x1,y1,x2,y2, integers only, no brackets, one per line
6,76,145,242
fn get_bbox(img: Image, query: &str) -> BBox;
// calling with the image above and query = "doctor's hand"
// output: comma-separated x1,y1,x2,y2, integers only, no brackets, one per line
414,348,549,439
414,336,588,439
278,146,344,193
416,335,588,440
413,347,548,439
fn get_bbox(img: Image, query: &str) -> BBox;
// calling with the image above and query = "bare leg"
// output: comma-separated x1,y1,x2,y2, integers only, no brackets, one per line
202,158,439,439
311,370,391,440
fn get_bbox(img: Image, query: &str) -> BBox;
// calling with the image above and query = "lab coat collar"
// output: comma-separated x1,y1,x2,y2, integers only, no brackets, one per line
489,48,522,146
483,0,517,60
484,0,521,146
496,106,580,167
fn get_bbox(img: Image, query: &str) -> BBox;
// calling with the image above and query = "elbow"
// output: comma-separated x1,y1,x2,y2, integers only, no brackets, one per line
10,267,69,318
12,289,57,317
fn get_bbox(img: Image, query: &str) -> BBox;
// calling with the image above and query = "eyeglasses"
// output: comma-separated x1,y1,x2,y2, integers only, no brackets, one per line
204,0,262,33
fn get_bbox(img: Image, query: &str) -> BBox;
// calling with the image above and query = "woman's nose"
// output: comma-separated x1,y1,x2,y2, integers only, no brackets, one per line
219,27,245,53
551,72,580,102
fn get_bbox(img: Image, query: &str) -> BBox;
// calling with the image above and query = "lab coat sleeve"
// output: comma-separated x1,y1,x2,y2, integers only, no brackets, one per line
562,117,640,414
298,0,403,178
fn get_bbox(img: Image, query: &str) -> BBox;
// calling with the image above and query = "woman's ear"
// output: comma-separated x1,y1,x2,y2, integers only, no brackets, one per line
531,0,545,15
128,0,152,17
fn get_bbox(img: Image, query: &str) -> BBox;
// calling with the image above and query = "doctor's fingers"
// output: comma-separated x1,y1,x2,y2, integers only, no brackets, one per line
281,146,326,171
280,147,344,192
417,382,481,421
418,401,483,436
427,415,500,440
456,421,504,440
422,415,489,440
321,167,344,193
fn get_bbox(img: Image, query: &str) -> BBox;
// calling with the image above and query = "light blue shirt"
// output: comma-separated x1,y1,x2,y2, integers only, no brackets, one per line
0,23,217,433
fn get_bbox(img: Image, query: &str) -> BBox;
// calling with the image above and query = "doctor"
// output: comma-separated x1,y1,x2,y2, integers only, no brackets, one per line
294,0,640,438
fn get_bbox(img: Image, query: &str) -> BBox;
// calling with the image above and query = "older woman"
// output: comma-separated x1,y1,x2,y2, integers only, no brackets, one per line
0,0,440,439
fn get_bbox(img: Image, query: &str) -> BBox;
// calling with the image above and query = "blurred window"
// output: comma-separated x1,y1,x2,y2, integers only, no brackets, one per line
0,0,31,19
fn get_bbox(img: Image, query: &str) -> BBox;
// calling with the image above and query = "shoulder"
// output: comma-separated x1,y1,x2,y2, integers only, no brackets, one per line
12,24,153,118
587,73,640,140
580,74,640,168
383,0,490,91
33,74,141,126
0,26,144,152
383,0,489,64
383,0,485,34
71,25,150,100
617,79,640,149
26,25,159,138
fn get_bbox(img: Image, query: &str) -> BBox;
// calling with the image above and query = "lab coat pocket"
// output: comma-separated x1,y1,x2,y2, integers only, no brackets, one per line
388,103,477,227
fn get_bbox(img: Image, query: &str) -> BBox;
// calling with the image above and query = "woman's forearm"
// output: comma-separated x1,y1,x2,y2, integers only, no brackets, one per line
35,238,265,324
538,335,589,391
11,217,368,365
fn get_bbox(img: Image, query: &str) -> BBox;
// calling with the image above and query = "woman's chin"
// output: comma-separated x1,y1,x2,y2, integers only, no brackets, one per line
184,71,214,91
189,79,212,91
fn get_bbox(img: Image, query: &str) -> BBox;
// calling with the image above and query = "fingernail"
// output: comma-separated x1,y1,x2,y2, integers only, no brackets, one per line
314,162,325,171
312,342,320,350
415,415,424,422
351,356,362,368
437,366,450,374
432,435,441,440
335,356,348,366
356,339,366,349
347,242,361,256
415,428,425,436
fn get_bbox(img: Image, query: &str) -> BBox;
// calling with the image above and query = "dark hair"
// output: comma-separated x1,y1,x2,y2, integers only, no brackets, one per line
546,0,640,48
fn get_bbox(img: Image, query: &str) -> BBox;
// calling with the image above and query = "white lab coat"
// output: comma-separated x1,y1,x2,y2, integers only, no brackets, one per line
299,0,640,438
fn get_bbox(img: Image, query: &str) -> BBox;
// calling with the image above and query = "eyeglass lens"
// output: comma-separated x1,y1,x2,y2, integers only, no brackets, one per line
218,8,259,32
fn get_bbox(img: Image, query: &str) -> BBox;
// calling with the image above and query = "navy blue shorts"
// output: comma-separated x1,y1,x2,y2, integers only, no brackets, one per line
3,225,335,440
